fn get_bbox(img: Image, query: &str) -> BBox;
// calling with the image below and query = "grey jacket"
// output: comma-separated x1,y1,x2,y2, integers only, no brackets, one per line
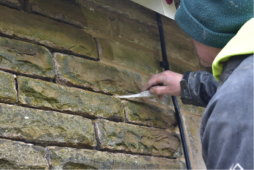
181,54,253,169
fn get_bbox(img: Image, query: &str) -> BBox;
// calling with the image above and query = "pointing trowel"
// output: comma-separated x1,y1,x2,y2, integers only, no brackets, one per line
117,90,155,99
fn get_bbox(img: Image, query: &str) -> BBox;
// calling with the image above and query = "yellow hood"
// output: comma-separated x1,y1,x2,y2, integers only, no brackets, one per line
212,18,254,81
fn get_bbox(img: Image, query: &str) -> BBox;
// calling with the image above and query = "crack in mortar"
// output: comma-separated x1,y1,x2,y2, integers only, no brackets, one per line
44,147,51,169
92,122,101,150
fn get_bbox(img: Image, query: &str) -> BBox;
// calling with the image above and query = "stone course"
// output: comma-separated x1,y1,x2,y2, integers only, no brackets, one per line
0,0,21,9
0,103,96,147
29,0,112,38
0,71,16,103
0,37,55,79
0,5,97,59
48,146,185,169
55,53,142,95
18,76,124,121
124,100,176,128
95,119,181,158
74,0,158,26
0,139,47,169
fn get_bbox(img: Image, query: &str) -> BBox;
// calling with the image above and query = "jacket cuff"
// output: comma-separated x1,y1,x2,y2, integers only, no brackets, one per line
180,72,192,103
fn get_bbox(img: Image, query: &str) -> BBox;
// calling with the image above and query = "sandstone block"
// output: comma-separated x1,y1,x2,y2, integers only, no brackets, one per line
0,0,22,9
0,5,97,59
75,0,157,26
0,103,96,147
97,39,162,75
29,0,111,37
161,19,200,70
29,0,87,28
0,71,16,103
0,139,47,169
0,37,55,79
111,18,160,51
55,53,142,95
48,146,185,169
18,76,124,121
182,114,205,169
124,101,176,129
95,119,181,157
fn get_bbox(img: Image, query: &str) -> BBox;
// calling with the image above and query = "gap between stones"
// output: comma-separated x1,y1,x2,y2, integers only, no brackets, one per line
14,74,19,103
92,122,101,150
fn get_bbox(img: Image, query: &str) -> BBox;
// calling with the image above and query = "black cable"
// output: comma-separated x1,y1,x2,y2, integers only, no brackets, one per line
156,12,192,170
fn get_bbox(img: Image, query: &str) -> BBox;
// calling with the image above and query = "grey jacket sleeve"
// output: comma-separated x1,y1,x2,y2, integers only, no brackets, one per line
180,71,218,107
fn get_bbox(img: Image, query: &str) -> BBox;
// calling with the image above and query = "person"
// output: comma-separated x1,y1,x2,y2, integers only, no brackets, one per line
142,0,253,169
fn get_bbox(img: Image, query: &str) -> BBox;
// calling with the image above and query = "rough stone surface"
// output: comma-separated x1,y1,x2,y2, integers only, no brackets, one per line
0,0,22,9
0,103,96,147
18,76,124,121
95,119,181,157
48,146,185,169
29,0,112,38
0,5,97,59
162,18,200,71
55,53,142,95
111,18,160,51
29,0,87,28
74,0,157,26
0,37,55,79
0,139,47,169
182,114,206,169
0,71,16,103
98,39,162,75
124,100,176,129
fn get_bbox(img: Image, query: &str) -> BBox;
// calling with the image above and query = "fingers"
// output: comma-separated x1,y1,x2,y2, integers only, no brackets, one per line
149,86,169,95
141,73,164,91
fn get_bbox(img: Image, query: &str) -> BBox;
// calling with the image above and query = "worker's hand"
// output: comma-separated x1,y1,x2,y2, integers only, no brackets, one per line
141,70,183,100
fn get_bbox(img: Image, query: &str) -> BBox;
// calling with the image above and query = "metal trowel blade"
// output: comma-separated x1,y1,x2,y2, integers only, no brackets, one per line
117,90,155,99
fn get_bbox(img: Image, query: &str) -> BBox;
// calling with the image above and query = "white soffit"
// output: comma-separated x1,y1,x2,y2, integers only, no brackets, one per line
131,0,176,20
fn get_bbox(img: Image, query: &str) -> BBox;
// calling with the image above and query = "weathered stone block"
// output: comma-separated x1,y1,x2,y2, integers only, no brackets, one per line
0,71,16,103
0,37,55,79
0,103,96,147
55,53,142,95
0,139,47,169
48,146,185,169
29,0,86,28
18,76,124,121
29,0,111,38
95,119,181,157
0,0,22,9
97,39,162,75
111,18,160,51
75,0,157,26
123,101,176,129
161,19,200,70
182,114,206,169
0,5,97,59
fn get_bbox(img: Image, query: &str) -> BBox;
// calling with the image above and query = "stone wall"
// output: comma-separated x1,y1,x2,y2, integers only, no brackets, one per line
0,0,205,169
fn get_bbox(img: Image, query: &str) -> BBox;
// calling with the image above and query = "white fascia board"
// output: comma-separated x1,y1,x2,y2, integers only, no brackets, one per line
131,0,176,20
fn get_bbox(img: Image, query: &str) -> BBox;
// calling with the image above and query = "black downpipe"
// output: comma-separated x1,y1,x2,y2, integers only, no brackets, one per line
156,13,192,170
